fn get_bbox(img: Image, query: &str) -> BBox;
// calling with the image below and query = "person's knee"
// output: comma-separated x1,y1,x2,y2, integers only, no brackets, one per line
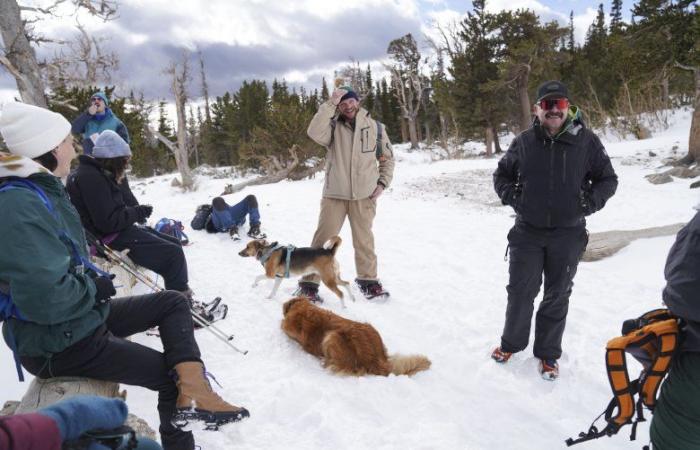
245,194,258,209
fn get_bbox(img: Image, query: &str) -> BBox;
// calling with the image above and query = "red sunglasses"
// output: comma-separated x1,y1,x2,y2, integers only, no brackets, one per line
539,98,569,110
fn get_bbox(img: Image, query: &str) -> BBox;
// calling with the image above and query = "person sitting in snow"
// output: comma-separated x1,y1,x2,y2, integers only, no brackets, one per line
297,85,395,302
490,80,618,380
71,91,130,156
0,102,249,450
209,195,266,240
66,130,223,322
649,204,700,449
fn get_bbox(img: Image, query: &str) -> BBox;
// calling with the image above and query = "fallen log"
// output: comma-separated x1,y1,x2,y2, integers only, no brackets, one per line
583,223,685,262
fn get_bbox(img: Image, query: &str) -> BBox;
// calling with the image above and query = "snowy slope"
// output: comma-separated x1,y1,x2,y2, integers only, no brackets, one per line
2,109,697,450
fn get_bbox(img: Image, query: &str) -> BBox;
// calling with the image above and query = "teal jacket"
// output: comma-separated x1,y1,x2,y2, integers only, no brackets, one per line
0,156,108,358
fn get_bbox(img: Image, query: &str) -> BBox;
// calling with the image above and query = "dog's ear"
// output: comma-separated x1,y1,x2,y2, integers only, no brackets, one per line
283,297,303,316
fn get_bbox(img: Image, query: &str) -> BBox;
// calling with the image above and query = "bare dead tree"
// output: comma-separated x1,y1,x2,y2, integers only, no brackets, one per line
162,51,194,190
387,33,424,149
0,0,49,106
337,60,370,97
674,62,700,166
0,0,118,107
197,50,211,124
46,22,119,89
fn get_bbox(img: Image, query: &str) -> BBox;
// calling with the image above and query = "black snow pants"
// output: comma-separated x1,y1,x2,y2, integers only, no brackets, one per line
111,226,189,291
21,291,201,450
500,221,589,360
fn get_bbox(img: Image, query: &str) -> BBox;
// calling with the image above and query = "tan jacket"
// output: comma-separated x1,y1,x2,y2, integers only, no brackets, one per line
307,100,395,200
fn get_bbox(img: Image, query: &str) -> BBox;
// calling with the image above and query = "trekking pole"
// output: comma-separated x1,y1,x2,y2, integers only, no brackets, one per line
87,234,248,355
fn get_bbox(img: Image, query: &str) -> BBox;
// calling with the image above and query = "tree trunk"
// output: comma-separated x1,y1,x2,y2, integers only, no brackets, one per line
400,118,409,144
438,111,449,150
169,59,194,190
688,69,700,164
407,116,419,149
516,76,531,133
0,0,47,107
491,126,502,154
484,127,493,157
661,74,670,109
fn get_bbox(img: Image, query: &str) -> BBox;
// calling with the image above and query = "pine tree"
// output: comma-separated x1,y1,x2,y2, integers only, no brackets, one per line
320,77,329,101
364,63,375,116
610,0,624,33
568,11,576,53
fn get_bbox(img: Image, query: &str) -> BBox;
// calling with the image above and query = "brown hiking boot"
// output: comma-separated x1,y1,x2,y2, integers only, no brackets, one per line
172,361,249,429
491,347,513,363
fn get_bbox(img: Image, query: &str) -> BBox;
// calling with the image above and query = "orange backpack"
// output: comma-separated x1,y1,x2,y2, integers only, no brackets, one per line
566,309,681,447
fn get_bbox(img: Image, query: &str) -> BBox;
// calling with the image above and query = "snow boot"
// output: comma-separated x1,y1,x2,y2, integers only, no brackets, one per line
172,361,249,430
229,225,241,241
356,279,390,300
539,359,559,381
293,281,323,303
491,347,513,363
247,223,266,239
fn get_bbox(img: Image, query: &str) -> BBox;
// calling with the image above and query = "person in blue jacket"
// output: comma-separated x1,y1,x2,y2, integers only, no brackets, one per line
71,91,129,156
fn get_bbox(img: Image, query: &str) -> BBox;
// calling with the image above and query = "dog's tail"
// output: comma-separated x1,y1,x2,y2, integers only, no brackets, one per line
388,354,432,376
323,236,342,256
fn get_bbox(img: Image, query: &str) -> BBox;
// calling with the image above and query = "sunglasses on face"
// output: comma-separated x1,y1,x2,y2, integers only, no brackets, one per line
91,98,103,103
539,98,569,110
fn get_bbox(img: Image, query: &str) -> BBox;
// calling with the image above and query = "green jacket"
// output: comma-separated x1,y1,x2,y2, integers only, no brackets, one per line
0,154,108,358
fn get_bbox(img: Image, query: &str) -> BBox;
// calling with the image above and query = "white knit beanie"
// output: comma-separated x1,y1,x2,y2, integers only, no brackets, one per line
0,102,71,158
93,130,132,159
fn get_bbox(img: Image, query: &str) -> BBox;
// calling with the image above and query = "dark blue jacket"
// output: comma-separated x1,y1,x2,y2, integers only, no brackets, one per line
663,209,700,351
493,107,618,228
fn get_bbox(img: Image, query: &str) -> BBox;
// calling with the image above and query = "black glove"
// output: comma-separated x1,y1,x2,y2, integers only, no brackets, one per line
502,183,522,207
94,275,116,303
580,192,595,216
135,204,153,224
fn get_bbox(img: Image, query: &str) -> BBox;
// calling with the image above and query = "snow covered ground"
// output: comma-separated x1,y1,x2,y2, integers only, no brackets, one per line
2,108,698,449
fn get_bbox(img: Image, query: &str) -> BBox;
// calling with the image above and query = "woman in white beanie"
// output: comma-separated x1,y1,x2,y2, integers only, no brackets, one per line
0,103,249,450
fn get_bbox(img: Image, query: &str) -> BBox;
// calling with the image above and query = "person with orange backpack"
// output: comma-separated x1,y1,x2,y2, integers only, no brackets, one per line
649,205,700,449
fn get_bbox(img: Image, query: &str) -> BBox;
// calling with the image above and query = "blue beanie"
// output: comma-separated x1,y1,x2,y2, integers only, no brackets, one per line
91,92,110,106
339,86,359,103
93,130,132,159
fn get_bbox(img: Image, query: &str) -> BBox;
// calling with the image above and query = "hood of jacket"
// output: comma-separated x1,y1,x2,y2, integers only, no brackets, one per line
0,152,51,179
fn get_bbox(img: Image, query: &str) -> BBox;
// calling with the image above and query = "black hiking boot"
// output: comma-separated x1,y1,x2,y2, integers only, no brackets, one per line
356,279,390,300
247,223,266,239
293,282,323,303
229,225,241,241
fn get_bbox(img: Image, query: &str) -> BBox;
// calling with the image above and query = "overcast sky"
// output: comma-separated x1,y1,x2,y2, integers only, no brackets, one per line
0,0,632,104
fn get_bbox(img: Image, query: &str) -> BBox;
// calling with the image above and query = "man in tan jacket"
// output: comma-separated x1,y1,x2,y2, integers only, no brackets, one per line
296,86,395,301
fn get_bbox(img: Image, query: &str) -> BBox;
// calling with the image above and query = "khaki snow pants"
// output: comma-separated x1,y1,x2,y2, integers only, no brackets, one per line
302,197,378,283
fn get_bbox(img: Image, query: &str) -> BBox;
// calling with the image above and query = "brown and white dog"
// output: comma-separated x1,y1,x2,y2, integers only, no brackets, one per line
238,236,354,306
281,297,431,377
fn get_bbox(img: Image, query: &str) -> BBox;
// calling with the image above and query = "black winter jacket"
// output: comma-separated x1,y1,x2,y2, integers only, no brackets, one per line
663,210,700,352
493,113,618,228
66,155,140,238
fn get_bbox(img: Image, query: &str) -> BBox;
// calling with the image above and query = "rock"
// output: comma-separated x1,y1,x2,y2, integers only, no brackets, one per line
171,177,181,187
645,173,673,184
691,180,700,189
648,151,656,157
1,401,19,416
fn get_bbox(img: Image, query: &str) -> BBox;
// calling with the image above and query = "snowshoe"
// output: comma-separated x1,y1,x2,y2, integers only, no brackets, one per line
247,224,266,240
191,297,228,329
171,407,249,431
293,282,323,303
356,280,390,300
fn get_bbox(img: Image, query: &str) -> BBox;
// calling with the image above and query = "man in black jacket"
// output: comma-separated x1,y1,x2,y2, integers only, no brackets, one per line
491,81,618,380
